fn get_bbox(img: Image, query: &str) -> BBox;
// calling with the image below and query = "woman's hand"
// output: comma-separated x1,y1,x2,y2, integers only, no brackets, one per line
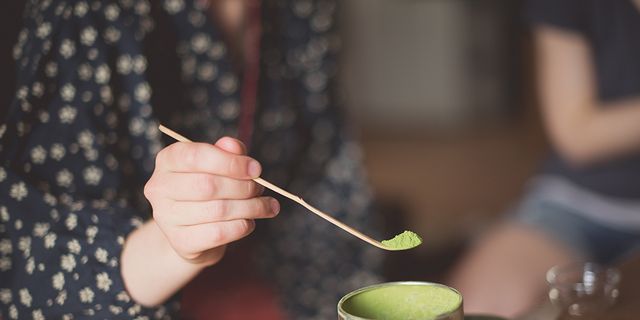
121,137,279,307
143,137,280,266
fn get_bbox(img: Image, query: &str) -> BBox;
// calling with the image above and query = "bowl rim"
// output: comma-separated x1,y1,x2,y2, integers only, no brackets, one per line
337,281,463,320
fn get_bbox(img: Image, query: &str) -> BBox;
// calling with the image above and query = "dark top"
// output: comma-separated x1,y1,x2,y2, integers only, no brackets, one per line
526,0,640,199
0,0,381,318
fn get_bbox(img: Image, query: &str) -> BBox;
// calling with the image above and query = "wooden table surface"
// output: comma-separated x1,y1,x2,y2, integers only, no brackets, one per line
518,256,640,320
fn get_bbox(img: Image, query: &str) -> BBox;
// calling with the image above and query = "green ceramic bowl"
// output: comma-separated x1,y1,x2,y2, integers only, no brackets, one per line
338,282,464,320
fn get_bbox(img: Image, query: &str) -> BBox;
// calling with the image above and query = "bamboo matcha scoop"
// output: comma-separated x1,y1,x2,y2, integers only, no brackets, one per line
158,125,422,251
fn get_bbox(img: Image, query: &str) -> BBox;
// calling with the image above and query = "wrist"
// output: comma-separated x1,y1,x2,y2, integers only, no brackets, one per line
121,220,211,306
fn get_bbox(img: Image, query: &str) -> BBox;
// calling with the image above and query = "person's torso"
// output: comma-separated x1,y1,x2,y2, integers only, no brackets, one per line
542,0,640,199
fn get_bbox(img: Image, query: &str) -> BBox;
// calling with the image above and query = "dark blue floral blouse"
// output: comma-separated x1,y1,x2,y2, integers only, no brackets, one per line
0,0,381,318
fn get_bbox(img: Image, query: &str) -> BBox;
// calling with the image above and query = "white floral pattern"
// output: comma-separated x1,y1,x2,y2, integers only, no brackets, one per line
0,0,380,319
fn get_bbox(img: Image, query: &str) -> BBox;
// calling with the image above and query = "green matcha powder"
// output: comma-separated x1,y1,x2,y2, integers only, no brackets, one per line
381,230,423,250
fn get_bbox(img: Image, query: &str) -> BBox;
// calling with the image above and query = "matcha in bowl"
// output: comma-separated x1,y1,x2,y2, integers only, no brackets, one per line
338,282,464,320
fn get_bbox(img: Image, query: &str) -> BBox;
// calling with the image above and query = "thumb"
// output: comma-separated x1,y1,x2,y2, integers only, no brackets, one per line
214,136,248,155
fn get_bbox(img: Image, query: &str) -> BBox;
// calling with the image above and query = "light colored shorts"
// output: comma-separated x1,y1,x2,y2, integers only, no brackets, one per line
513,191,640,264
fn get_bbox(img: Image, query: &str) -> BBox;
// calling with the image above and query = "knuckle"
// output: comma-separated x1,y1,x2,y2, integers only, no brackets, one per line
180,143,200,169
155,147,169,167
248,199,260,214
254,198,268,214
208,227,225,246
210,200,227,220
164,142,198,170
227,156,245,177
143,178,159,200
143,181,153,199
195,174,216,198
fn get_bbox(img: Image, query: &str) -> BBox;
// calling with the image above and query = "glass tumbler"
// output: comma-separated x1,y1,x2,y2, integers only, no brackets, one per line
547,262,620,319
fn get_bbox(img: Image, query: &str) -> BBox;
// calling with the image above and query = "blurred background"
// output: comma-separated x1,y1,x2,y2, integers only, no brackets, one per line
339,0,545,281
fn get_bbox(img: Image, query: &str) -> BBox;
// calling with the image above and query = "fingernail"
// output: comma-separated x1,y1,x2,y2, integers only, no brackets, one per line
270,198,280,215
248,160,261,178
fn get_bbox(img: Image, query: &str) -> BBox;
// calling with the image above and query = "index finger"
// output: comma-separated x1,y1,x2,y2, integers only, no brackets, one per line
157,142,262,179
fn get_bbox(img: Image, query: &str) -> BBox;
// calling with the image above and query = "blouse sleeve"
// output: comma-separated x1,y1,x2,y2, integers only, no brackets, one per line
0,167,177,319
0,1,178,318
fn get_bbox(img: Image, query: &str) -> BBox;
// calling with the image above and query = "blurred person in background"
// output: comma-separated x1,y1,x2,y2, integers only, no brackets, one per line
0,0,380,319
450,0,640,317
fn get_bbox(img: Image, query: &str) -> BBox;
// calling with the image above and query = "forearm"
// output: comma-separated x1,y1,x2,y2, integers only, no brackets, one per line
549,98,640,166
535,27,640,166
120,220,217,307
587,99,640,155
